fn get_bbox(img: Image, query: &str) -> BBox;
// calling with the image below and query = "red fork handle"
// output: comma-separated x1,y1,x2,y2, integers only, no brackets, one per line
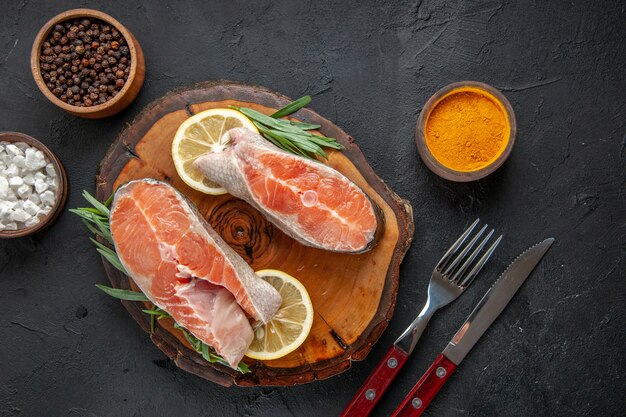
391,353,457,417
341,345,410,417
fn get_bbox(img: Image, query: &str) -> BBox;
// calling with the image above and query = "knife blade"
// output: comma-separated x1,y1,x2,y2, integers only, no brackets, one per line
391,238,554,417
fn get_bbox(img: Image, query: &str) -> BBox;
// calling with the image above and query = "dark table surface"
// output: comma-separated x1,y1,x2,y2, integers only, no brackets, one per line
1,1,624,416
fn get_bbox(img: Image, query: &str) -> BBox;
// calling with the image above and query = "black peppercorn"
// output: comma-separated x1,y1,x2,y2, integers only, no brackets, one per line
40,17,132,106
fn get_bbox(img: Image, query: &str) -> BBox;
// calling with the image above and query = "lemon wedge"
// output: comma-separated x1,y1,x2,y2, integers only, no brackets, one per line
246,269,314,361
171,108,257,195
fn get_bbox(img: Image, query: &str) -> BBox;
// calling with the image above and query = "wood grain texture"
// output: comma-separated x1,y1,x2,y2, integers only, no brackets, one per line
96,80,414,386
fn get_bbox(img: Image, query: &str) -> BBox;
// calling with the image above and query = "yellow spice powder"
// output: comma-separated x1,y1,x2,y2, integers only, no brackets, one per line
425,87,510,172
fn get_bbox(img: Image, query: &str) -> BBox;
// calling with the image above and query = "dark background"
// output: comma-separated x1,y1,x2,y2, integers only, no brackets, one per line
1,1,624,416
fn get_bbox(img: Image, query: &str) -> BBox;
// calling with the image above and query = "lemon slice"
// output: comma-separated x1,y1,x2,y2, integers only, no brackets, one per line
246,269,314,360
172,108,257,194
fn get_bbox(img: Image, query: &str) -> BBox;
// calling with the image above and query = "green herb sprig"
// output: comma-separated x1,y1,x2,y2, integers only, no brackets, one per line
71,191,250,374
230,95,344,160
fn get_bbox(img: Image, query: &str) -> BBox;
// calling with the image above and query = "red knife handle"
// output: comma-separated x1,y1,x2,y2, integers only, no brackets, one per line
391,353,457,417
341,345,410,417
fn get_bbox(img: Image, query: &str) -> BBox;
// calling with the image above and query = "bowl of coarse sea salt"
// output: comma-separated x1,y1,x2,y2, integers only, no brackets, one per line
0,132,68,238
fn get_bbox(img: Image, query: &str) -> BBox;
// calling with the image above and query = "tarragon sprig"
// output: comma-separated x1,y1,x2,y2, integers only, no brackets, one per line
230,95,344,160
71,191,250,373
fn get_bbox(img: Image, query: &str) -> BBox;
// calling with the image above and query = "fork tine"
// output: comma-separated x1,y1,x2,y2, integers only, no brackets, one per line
442,224,487,276
459,234,503,287
450,229,494,285
436,218,480,271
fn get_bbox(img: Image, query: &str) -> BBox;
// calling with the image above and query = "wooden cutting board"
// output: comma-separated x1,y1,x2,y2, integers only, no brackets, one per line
96,80,414,386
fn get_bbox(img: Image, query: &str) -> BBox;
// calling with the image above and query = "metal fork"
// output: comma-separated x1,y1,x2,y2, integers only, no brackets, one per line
341,219,502,417
394,218,502,354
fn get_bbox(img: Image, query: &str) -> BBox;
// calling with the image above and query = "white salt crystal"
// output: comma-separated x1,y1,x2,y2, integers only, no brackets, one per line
0,162,5,171
6,144,22,156
17,184,32,199
45,163,57,178
15,142,30,151
24,148,41,170
23,200,39,216
0,201,15,221
47,178,58,191
1,154,11,166
10,208,31,222
40,190,55,206
5,222,17,230
23,173,34,185
13,155,25,168
9,176,24,188
13,200,23,210
4,164,18,177
34,171,46,181
0,223,4,231
34,179,48,193
5,189,17,202
40,206,52,216
25,216,40,227
28,193,40,204
0,176,8,199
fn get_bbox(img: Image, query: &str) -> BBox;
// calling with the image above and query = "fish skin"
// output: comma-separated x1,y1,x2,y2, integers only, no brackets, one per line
109,179,282,367
194,127,380,253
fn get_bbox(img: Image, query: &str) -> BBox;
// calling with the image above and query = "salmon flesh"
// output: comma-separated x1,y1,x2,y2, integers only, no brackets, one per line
194,127,380,253
109,179,282,367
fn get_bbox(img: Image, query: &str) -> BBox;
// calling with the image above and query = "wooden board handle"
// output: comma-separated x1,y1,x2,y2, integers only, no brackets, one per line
341,345,409,417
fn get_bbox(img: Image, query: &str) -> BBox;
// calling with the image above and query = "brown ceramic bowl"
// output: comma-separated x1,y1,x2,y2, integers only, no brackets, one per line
0,132,68,238
31,9,145,119
416,81,516,182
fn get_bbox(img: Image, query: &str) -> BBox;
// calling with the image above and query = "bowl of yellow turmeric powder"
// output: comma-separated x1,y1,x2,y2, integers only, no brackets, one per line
416,81,516,182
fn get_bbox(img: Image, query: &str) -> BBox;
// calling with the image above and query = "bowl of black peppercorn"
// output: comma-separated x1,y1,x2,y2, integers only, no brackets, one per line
31,9,145,119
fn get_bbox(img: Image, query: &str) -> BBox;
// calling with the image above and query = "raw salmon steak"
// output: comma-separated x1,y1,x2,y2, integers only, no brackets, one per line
109,179,282,367
194,127,380,253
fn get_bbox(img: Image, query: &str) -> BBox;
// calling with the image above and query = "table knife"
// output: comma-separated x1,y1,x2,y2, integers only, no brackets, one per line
391,238,554,417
